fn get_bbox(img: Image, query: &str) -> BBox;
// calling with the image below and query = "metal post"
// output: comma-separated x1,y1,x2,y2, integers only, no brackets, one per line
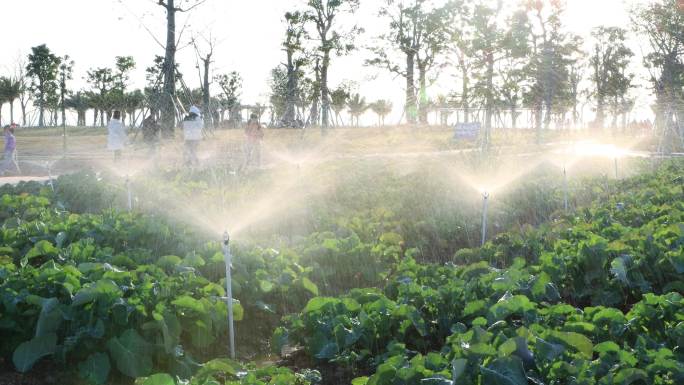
222,231,236,359
47,163,55,192
126,176,132,211
481,192,489,247
62,124,67,159
563,167,569,212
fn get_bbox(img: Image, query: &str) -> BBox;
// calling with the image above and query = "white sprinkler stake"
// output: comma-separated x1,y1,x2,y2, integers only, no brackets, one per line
481,192,489,247
222,231,236,359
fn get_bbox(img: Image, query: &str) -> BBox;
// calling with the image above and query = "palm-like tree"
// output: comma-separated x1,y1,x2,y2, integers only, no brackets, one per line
0,77,22,125
330,87,349,127
370,99,393,127
347,93,368,127
65,91,90,126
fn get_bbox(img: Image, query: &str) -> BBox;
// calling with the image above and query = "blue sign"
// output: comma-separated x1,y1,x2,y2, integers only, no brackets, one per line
453,122,481,141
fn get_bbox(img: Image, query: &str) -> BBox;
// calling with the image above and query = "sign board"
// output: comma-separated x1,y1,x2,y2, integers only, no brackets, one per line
453,122,481,141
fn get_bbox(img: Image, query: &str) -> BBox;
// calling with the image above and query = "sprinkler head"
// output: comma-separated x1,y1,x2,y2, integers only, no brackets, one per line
482,191,490,200
223,231,230,246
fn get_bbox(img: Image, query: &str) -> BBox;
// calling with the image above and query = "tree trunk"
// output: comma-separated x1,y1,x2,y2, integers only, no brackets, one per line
38,80,45,127
284,49,297,126
510,107,517,130
93,109,98,127
406,52,417,124
310,59,320,127
320,49,331,132
161,0,177,137
418,62,428,125
9,101,14,124
461,64,469,123
21,100,27,126
484,51,494,149
202,55,212,128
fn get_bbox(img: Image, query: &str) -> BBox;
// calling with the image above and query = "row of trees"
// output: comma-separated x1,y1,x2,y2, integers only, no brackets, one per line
3,0,684,149
265,0,642,143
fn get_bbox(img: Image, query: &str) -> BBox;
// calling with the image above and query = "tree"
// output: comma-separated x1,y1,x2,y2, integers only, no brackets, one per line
114,56,136,93
58,55,74,127
65,91,90,126
347,93,367,127
370,99,393,126
522,0,582,141
281,11,308,127
304,0,362,132
192,34,216,128
26,44,61,127
215,72,242,126
157,0,206,135
15,57,31,127
590,26,634,129
415,4,454,124
0,77,22,125
87,67,114,126
633,0,684,151
269,67,289,124
123,90,146,127
330,86,349,126
465,0,527,148
368,0,423,125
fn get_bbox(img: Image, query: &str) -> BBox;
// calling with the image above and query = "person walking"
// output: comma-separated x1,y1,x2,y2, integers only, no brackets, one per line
182,106,204,166
107,111,126,161
1,124,20,175
244,113,264,169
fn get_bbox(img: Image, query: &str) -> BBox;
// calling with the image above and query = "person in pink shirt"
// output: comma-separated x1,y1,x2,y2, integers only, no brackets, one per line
1,124,20,175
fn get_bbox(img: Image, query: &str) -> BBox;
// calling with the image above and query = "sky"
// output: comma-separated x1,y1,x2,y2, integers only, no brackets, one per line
0,0,654,125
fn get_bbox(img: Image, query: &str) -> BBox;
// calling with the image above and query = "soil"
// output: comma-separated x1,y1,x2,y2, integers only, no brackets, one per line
0,358,70,385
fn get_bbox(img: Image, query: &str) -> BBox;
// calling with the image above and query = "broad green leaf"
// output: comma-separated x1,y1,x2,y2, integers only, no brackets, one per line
55,231,68,248
548,331,593,359
613,368,648,384
34,297,62,337
156,255,182,270
535,337,564,361
480,357,527,385
451,359,467,381
106,329,152,378
259,279,274,293
13,333,57,372
594,341,620,355
25,240,58,260
138,373,175,385
301,277,319,296
352,377,369,385
78,352,110,385
303,297,337,313
193,358,241,383
172,296,207,314
315,342,339,360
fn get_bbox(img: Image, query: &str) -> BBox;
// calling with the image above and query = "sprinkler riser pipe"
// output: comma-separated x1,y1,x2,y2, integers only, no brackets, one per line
222,232,236,359
563,168,568,211
126,177,132,212
481,193,489,247
614,158,619,179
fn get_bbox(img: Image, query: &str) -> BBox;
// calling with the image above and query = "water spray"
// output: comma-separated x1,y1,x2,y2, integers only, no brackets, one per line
222,231,236,359
480,191,489,247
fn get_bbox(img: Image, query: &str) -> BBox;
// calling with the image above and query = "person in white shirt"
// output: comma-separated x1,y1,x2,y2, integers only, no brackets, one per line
182,106,204,166
107,111,126,161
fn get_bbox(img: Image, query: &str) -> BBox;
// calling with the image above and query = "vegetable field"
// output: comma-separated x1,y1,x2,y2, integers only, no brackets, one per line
0,154,682,385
